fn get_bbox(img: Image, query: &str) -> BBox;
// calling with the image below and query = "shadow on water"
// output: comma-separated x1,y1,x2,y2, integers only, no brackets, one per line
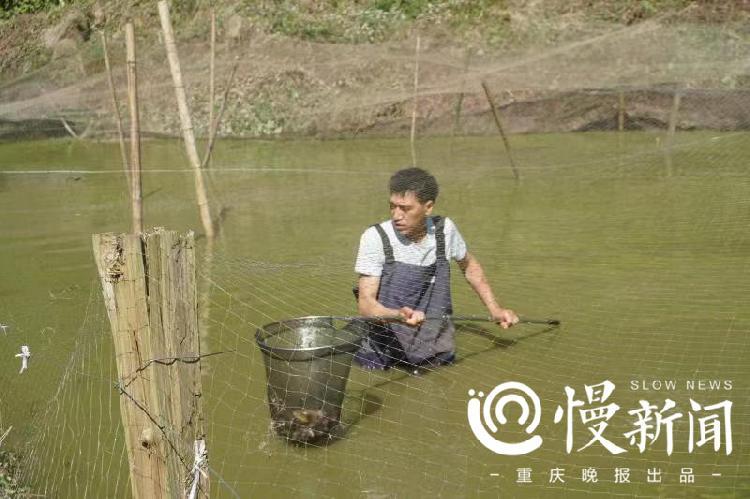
455,322,562,356
335,322,562,441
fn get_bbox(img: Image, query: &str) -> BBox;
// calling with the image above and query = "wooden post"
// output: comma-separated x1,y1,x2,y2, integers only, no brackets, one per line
125,23,143,234
93,228,208,499
618,89,625,132
101,31,131,189
664,89,682,176
207,9,216,168
409,35,420,167
158,0,215,239
480,81,519,183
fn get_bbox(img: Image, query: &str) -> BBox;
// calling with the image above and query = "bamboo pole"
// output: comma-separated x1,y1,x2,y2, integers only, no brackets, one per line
60,117,79,138
409,35,420,167
207,9,216,168
158,0,215,239
452,49,472,137
201,62,238,169
480,81,519,183
666,90,681,140
93,228,208,499
664,89,681,176
125,23,143,234
101,31,131,188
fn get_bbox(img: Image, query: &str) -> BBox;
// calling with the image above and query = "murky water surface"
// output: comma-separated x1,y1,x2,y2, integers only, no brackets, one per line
1,132,748,497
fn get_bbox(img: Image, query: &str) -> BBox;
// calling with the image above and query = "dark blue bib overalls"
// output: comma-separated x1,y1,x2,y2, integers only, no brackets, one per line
354,216,456,369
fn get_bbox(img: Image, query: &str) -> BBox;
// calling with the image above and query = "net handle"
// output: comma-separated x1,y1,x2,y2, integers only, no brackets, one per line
326,315,560,326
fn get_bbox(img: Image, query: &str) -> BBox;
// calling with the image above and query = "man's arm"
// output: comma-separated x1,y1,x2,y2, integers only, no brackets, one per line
357,275,424,326
457,252,518,329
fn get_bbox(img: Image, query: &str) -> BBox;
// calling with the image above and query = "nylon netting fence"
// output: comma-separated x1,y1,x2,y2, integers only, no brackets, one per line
1,7,749,499
1,12,749,139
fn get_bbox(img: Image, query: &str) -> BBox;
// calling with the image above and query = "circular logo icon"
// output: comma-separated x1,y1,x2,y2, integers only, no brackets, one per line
467,381,543,455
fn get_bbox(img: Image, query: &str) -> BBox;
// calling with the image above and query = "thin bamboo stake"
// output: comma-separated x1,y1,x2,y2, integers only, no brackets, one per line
480,81,519,183
616,89,625,164
0,426,11,448
158,0,215,239
207,8,216,168
101,31,130,188
452,49,472,137
201,62,238,169
125,23,143,234
78,117,96,139
664,89,682,176
666,91,681,139
409,35,420,167
60,117,79,138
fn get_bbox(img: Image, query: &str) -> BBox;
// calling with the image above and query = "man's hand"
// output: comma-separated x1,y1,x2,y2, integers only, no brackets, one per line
399,306,425,326
492,308,519,329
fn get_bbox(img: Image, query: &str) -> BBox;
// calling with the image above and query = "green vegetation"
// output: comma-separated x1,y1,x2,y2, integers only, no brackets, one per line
0,448,26,498
0,0,62,19
236,0,710,46
0,0,746,138
238,0,514,44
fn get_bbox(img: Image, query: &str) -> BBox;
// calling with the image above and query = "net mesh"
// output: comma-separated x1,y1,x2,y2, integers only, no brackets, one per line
1,4,749,498
1,11,749,139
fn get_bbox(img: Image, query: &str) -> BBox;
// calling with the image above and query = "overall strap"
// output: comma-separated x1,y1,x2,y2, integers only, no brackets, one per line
432,216,447,261
372,224,395,264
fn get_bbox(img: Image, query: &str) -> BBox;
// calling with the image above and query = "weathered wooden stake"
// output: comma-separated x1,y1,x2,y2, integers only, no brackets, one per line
93,228,208,499
125,23,143,234
158,0,215,239
101,31,131,189
207,9,216,168
481,81,519,183
409,35,420,167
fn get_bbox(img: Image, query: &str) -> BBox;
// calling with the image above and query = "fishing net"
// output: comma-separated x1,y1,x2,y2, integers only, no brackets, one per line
1,6,749,139
1,3,749,498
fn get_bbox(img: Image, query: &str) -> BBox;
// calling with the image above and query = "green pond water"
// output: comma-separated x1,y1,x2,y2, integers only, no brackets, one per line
1,132,749,497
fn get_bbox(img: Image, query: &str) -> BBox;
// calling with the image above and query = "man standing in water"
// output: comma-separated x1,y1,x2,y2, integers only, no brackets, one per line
354,167,518,369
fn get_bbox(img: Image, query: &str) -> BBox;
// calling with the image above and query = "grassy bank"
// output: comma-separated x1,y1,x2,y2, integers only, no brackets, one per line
3,0,745,80
0,1,748,139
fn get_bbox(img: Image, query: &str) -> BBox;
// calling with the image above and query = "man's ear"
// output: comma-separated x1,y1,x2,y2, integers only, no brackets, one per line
424,200,435,215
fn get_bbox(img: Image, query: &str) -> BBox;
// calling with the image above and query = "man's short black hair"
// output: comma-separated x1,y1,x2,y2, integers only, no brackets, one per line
389,167,439,203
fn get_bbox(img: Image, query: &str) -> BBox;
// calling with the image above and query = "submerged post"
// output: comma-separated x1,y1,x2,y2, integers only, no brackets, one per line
93,228,208,498
481,81,519,183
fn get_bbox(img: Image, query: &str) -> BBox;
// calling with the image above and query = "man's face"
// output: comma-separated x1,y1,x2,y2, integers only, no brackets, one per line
390,191,434,238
